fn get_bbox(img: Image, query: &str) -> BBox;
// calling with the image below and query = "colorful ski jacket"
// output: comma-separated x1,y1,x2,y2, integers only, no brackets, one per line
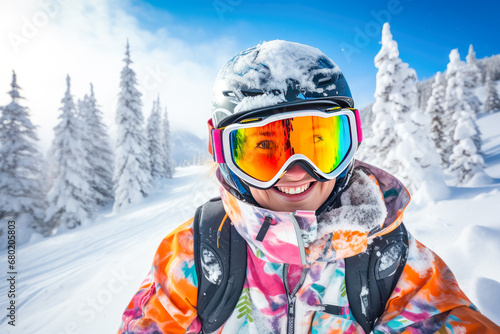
118,161,499,333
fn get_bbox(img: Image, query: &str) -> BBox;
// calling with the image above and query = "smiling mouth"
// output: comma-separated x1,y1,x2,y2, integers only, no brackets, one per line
274,182,314,195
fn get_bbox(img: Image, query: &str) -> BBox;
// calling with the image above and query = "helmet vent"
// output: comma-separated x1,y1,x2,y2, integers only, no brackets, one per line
223,90,236,97
317,76,334,87
241,89,264,97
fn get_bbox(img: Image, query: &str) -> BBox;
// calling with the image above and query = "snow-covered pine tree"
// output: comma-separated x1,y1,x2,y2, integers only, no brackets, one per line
357,23,403,173
480,54,500,82
446,49,482,152
358,23,414,177
359,23,446,197
386,50,446,196
446,49,485,185
425,72,448,166
466,44,483,85
162,105,174,178
448,110,486,185
0,71,47,246
77,97,95,212
463,44,482,114
485,74,500,113
46,75,94,230
113,41,151,211
416,79,434,112
79,84,114,206
146,96,165,181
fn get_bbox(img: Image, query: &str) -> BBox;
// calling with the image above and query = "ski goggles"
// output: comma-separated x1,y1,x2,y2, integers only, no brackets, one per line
208,107,363,189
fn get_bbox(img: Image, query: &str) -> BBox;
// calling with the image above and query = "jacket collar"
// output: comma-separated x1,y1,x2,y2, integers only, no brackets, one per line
219,160,410,265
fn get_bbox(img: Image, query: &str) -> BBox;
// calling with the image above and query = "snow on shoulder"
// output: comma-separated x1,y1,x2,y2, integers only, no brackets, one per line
217,40,342,113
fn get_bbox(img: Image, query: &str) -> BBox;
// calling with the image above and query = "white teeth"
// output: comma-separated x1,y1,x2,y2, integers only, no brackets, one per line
277,183,310,195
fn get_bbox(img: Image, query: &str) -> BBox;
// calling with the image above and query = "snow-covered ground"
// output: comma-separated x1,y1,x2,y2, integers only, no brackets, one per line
0,166,220,334
2,112,500,333
404,111,500,325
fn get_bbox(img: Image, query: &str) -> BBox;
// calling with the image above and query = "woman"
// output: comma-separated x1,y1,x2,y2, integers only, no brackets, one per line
118,40,499,333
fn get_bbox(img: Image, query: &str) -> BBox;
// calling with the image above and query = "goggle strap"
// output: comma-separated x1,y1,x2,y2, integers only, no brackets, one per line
354,109,363,144
207,119,214,156
207,119,225,163
213,129,225,163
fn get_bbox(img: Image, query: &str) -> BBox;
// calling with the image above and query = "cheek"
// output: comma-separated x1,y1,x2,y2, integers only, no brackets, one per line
320,180,336,197
249,187,273,208
312,180,337,205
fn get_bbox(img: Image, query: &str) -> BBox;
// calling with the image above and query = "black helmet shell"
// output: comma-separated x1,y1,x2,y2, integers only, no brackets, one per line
212,40,353,128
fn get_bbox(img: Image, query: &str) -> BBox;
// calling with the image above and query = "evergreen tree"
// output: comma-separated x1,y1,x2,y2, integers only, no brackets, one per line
446,49,485,185
480,54,500,82
357,23,404,174
79,84,114,205
445,49,482,153
46,75,94,230
485,74,500,113
425,72,448,165
359,23,416,175
464,44,482,114
359,23,446,196
0,71,47,246
162,105,174,178
416,79,435,112
466,44,483,86
146,97,165,180
448,110,485,185
113,41,151,211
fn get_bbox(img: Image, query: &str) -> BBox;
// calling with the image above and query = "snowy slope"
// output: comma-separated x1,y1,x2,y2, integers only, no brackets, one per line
0,166,220,334
404,111,500,325
1,113,500,333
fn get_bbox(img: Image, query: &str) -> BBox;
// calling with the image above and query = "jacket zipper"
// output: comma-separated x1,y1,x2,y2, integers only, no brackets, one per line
283,264,306,334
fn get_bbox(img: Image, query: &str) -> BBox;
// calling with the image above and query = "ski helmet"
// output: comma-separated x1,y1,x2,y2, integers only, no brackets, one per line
210,40,357,209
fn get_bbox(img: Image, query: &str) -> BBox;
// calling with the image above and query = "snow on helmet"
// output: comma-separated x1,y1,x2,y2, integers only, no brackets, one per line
212,40,353,128
211,40,356,209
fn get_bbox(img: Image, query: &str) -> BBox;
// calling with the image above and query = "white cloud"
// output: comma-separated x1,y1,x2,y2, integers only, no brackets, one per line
0,0,237,152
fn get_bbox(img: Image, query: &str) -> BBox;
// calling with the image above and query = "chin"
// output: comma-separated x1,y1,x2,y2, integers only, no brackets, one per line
273,199,319,212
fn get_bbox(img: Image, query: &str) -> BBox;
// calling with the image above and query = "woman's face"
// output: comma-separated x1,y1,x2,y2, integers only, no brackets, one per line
249,164,336,212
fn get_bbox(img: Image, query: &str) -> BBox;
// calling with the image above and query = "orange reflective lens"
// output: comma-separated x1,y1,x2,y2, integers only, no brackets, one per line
229,114,352,182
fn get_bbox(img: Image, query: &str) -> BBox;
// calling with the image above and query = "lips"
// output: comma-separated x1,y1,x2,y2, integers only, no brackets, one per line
272,182,316,201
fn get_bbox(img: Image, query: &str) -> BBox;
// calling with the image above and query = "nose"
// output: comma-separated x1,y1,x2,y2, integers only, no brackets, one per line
283,164,309,181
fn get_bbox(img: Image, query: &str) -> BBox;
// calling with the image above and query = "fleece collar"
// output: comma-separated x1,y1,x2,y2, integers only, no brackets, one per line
219,160,410,265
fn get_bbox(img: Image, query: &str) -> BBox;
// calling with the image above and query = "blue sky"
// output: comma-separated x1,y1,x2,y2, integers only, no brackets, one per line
132,0,500,107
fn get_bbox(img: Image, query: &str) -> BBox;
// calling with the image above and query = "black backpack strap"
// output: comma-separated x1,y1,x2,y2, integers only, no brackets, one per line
344,223,409,333
193,197,247,333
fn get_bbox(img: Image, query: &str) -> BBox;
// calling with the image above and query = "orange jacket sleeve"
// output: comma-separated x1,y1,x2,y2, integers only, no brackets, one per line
118,219,201,334
375,235,500,333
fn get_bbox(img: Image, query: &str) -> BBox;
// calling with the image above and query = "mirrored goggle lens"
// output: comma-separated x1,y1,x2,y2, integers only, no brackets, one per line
229,114,352,182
